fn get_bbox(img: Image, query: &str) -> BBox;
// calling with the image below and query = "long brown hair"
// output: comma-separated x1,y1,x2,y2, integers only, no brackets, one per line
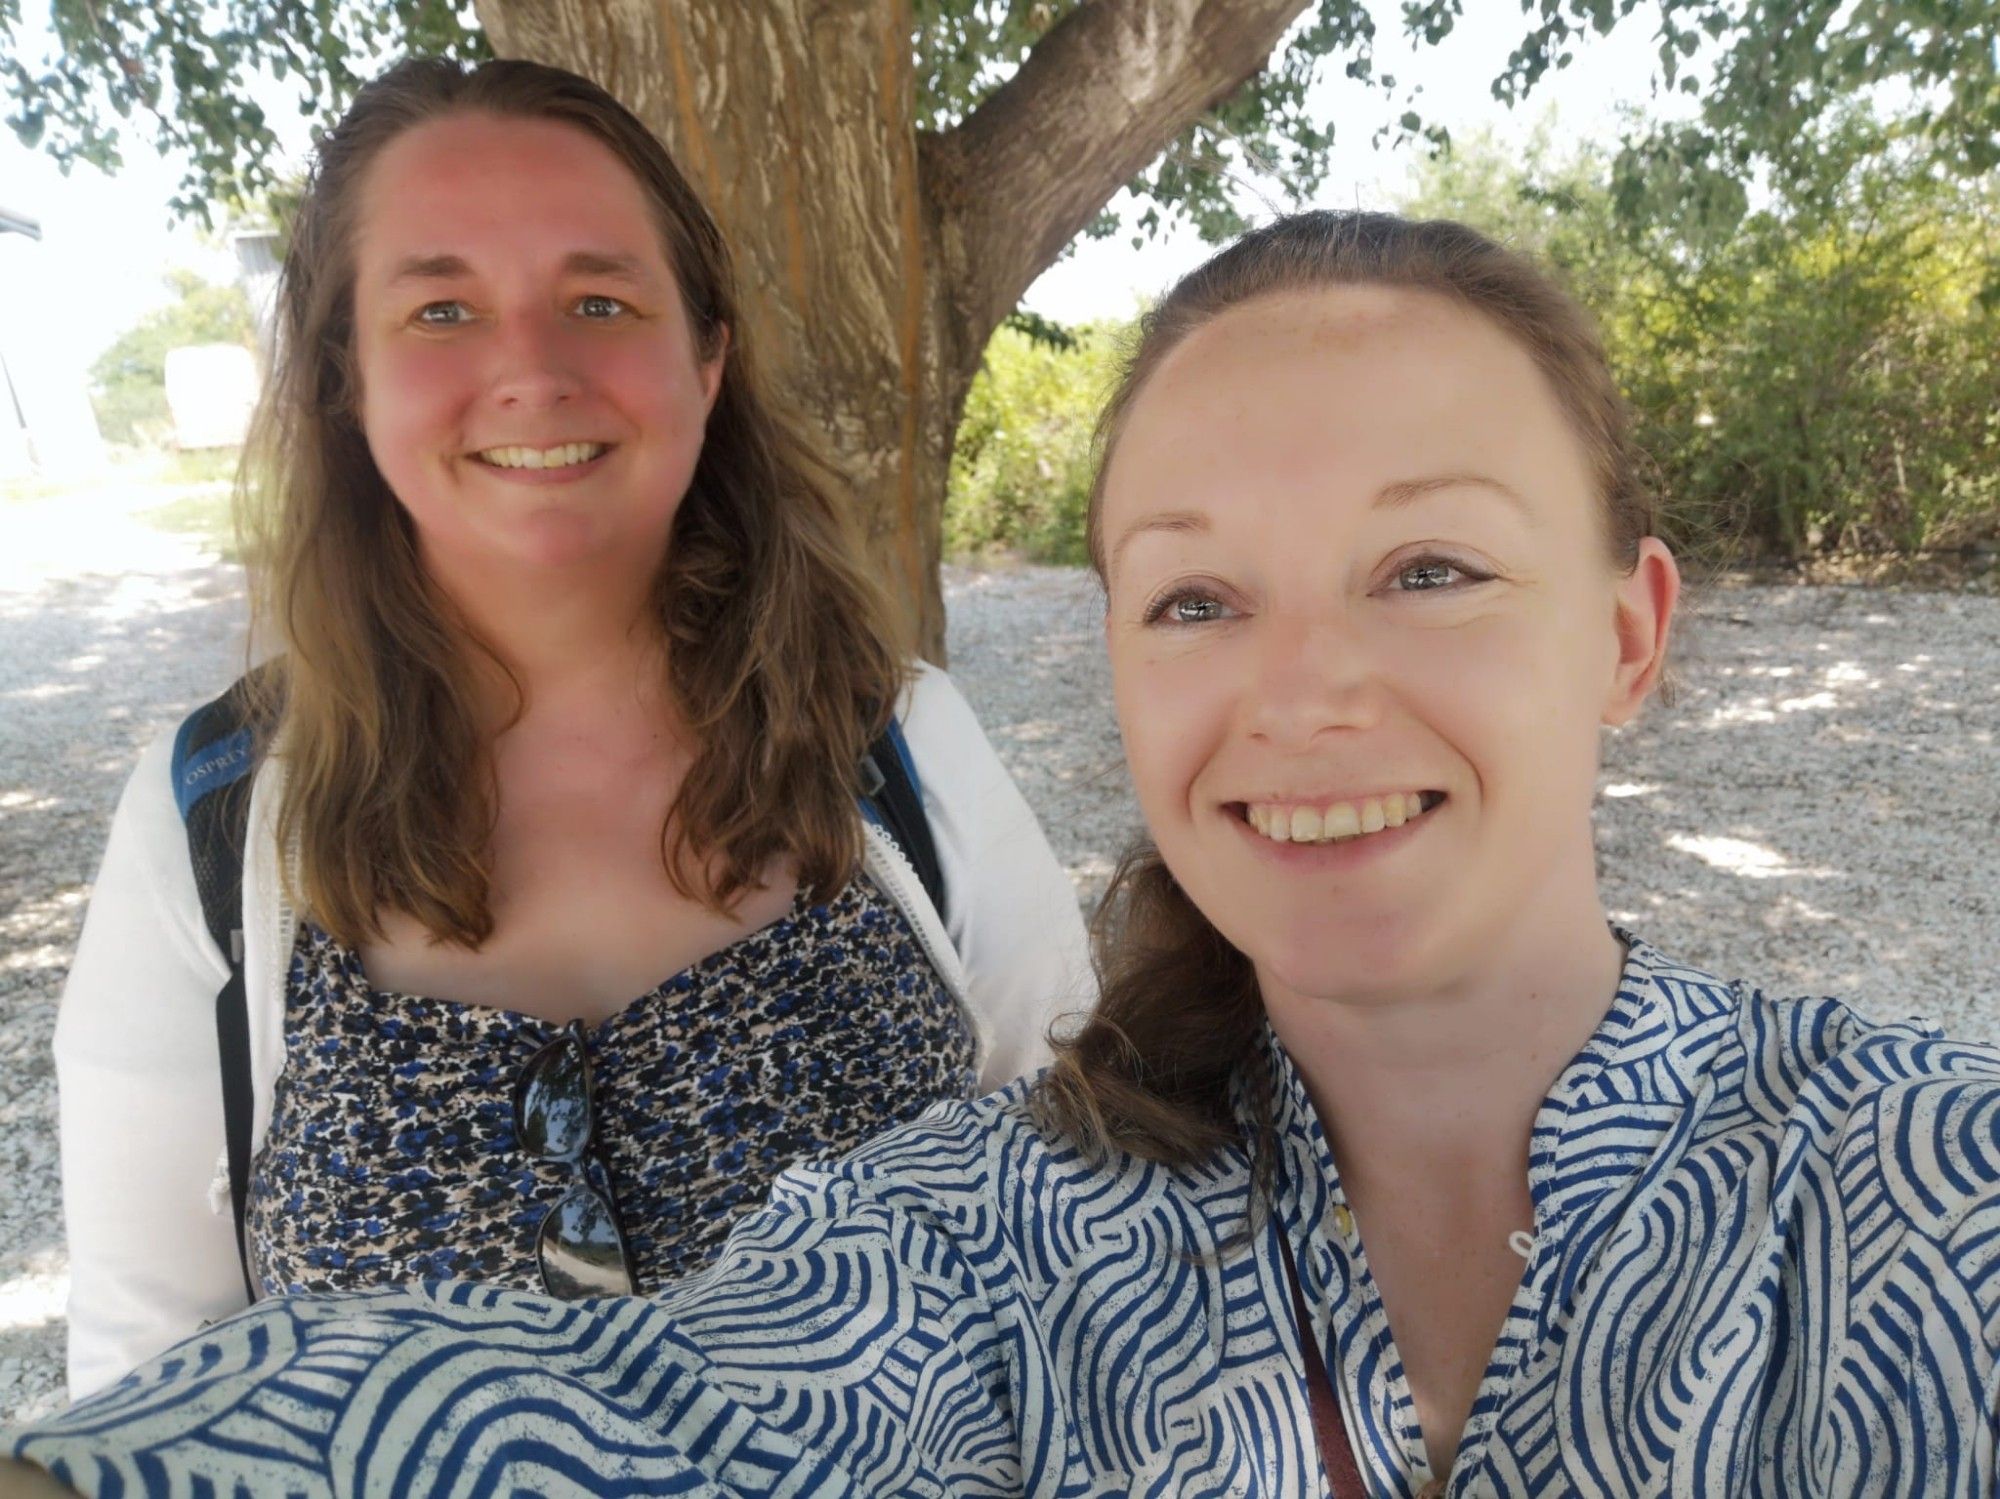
240,57,904,946
1036,210,1660,1167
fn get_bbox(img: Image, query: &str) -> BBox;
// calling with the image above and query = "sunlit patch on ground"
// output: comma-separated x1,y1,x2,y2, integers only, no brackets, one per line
1666,834,1831,880
1,482,246,1421
0,538,1994,1422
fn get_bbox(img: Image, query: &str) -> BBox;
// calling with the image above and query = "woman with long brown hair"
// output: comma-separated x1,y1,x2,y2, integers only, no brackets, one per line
51,57,1089,1398
13,211,1996,1497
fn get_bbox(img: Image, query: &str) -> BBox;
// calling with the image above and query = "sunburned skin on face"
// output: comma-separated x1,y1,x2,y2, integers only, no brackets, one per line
350,112,725,626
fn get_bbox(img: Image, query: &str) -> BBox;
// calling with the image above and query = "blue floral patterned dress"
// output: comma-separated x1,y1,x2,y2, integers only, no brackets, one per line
243,875,977,1295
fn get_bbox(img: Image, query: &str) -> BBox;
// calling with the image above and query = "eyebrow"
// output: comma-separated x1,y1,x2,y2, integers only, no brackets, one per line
1108,472,1530,572
386,253,472,285
1375,472,1531,515
1107,509,1211,572
384,250,655,286
559,251,652,282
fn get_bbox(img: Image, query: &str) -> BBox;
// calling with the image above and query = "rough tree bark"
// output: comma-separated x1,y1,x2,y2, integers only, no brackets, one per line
474,0,1310,661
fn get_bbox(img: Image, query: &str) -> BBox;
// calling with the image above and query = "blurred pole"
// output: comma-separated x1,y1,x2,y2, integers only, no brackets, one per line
0,208,42,472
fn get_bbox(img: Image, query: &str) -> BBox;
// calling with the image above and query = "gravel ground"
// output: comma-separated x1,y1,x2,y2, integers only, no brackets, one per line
2,511,1995,1424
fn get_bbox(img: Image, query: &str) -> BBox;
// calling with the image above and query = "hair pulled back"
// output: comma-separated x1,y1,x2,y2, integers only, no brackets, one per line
1037,210,1657,1166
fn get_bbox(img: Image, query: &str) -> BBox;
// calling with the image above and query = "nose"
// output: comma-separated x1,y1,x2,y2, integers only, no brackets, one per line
1242,608,1384,748
485,311,582,410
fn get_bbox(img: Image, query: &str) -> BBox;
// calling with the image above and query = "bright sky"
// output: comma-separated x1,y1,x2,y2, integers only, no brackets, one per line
0,0,1695,368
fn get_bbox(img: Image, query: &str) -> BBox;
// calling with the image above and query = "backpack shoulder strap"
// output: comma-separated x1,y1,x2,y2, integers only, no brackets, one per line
169,673,265,1303
858,716,946,926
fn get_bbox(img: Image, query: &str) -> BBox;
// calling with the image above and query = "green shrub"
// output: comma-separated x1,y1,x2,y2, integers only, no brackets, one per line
1403,116,2000,562
945,320,1126,564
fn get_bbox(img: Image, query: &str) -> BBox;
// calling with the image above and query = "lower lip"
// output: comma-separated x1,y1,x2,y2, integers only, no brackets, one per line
469,449,613,485
1231,802,1440,870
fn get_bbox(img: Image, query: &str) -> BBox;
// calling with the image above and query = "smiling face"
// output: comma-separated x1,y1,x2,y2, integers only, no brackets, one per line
350,111,724,586
1101,285,1674,1011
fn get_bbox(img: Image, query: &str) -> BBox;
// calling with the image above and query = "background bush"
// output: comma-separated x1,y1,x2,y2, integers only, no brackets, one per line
1404,113,2000,564
947,113,1998,567
944,318,1124,565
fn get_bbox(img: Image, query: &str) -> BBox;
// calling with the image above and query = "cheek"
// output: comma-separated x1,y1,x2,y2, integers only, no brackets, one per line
1110,634,1237,820
358,341,467,470
604,337,713,435
1383,601,1609,806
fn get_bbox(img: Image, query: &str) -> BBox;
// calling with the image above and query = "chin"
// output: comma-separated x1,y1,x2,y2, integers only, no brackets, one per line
1243,905,1441,1007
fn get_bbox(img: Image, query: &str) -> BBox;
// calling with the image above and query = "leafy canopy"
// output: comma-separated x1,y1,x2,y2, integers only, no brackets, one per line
6,0,1993,236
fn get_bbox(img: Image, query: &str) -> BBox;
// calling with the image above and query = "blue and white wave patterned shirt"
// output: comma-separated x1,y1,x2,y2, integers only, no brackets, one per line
12,936,2000,1496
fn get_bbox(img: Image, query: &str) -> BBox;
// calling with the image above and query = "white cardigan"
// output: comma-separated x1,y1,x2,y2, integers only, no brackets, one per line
54,662,1094,1399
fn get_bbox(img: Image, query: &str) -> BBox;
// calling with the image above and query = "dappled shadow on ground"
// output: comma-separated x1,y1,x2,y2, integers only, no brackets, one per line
946,568,2000,1047
4,561,1993,1419
944,566,1134,913
0,560,248,975
0,550,245,1421
1598,585,1998,1042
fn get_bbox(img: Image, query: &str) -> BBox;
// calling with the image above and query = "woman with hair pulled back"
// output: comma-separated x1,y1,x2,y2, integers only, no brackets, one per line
13,211,1997,1496
50,56,1090,1398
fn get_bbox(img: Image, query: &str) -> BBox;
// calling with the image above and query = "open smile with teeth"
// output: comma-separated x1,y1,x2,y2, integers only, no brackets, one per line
1242,791,1445,845
474,441,610,470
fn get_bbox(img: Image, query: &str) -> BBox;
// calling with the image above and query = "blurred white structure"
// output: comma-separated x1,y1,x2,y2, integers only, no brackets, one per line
165,343,259,449
231,227,282,354
0,205,108,481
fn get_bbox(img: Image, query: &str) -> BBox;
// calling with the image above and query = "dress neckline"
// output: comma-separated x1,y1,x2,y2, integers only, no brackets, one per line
302,881,835,1038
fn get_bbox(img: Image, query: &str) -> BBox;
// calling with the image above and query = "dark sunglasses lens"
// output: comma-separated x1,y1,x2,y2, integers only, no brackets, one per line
536,1185,634,1300
517,1036,591,1162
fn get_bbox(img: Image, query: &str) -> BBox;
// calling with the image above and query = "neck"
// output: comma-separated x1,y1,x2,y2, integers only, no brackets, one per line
422,546,670,735
1263,869,1625,1192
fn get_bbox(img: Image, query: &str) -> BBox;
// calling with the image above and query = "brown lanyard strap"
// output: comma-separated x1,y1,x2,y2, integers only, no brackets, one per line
1280,1231,1370,1499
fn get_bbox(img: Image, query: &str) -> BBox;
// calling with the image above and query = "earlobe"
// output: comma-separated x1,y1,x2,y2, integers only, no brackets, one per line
1603,538,1680,727
701,321,731,414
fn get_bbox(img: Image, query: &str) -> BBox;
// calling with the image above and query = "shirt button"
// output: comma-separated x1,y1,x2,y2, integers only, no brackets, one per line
1332,1205,1355,1238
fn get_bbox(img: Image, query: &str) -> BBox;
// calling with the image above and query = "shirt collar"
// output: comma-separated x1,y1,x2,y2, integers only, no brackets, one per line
1251,930,1730,1259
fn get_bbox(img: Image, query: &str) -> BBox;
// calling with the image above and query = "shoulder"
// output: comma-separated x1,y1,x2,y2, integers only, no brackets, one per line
1627,937,1984,1108
93,723,204,892
1728,971,2000,1133
130,722,193,829
890,661,1047,848
894,660,990,763
1803,1014,2000,1245
762,1077,1244,1268
120,685,279,877
1676,948,2000,1253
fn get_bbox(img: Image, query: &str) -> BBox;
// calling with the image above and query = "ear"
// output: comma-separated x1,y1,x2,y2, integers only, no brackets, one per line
698,320,730,414
1602,537,1680,727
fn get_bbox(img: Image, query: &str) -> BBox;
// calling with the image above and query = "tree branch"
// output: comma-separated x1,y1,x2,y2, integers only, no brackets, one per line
925,0,1311,361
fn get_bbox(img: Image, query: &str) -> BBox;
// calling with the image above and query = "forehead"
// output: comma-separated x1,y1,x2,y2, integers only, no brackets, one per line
353,112,666,275
1102,285,1594,546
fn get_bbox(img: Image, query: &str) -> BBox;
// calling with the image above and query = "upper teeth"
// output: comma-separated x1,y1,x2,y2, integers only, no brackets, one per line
478,442,606,470
1246,792,1431,844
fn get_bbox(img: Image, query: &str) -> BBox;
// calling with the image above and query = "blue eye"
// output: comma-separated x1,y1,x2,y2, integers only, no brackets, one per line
576,294,628,319
1400,561,1457,590
415,301,469,327
1144,589,1234,626
1395,556,1489,592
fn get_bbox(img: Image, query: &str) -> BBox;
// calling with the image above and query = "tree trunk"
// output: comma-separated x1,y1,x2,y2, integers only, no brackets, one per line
474,0,1311,662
